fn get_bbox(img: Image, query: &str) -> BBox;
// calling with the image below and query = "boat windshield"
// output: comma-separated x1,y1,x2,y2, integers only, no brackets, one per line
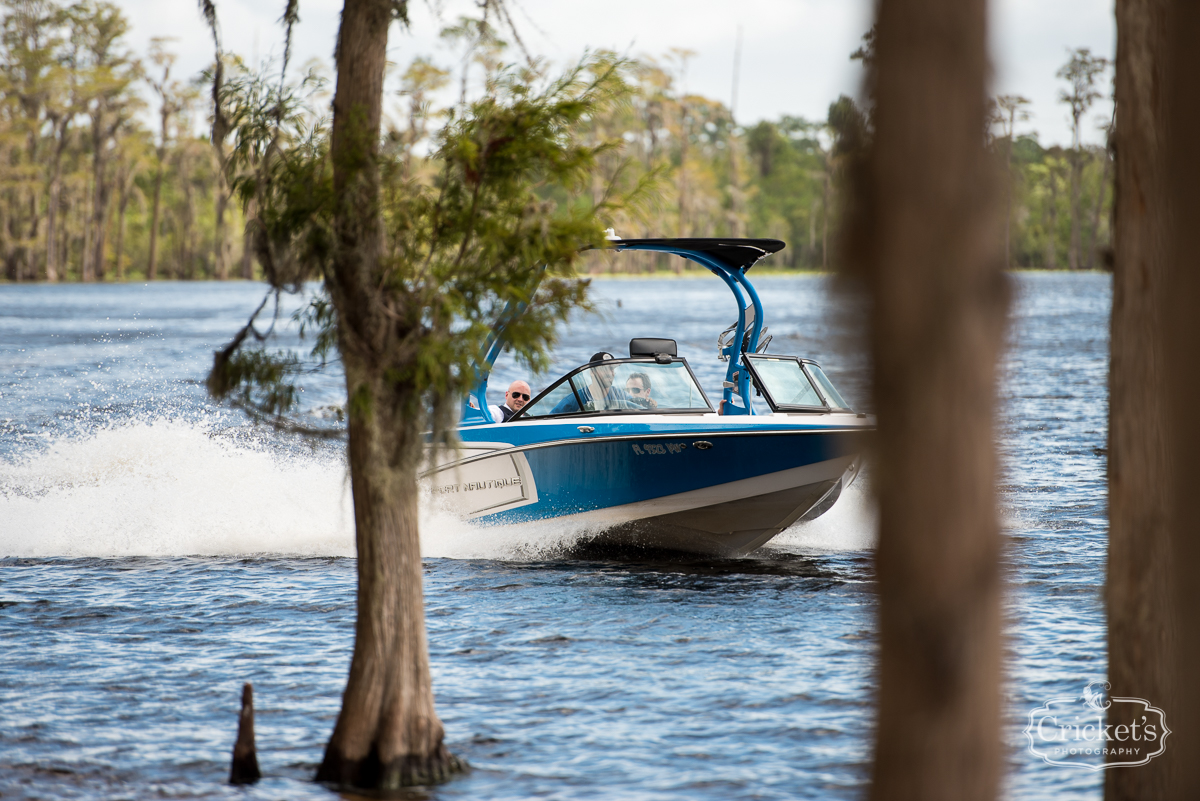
743,354,854,412
516,359,712,419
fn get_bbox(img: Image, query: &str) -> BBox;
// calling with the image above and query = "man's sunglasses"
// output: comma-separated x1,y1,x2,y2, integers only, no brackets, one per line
509,392,531,401
626,386,646,395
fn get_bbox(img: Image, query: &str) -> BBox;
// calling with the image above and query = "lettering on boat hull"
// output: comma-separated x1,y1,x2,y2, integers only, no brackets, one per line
426,444,539,517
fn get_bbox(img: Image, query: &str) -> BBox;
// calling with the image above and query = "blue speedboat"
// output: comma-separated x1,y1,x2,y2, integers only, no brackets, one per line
426,238,873,556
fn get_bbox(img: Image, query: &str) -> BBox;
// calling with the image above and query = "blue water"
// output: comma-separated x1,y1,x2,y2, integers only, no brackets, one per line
0,274,1109,799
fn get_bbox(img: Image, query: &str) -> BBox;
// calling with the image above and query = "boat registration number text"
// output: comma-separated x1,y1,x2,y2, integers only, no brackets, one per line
631,442,687,456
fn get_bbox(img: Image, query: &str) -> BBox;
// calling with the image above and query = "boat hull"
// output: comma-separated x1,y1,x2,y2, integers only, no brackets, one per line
428,417,869,556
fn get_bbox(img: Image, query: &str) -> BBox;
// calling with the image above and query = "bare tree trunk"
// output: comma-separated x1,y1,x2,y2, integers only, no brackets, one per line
114,180,129,281
241,198,256,280
24,187,40,281
88,113,115,282
1108,1,1198,798
91,147,112,282
45,134,66,283
1085,143,1112,270
853,0,1008,799
314,0,462,789
1106,3,1172,796
1005,135,1014,268
1045,171,1060,269
214,176,231,279
81,172,94,282
678,96,690,238
148,152,165,280
1069,151,1083,269
808,195,818,266
1163,7,1200,799
822,174,830,270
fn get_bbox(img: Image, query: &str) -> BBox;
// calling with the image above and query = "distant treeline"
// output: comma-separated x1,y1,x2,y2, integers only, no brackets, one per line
0,3,1111,281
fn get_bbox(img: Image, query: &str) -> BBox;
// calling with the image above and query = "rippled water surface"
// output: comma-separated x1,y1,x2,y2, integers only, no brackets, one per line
0,274,1109,799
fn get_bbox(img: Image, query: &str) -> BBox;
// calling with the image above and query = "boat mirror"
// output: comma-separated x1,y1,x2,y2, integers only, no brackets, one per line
629,338,677,358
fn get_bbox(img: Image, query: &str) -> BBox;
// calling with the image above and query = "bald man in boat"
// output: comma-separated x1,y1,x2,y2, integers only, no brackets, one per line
492,379,531,422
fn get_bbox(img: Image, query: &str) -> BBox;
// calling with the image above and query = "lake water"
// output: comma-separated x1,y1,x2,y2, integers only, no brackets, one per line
0,274,1109,799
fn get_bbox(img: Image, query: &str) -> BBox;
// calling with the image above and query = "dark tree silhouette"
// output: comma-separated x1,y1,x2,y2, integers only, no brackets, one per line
1110,1,1200,798
848,0,1008,798
1107,0,1172,795
1162,4,1200,799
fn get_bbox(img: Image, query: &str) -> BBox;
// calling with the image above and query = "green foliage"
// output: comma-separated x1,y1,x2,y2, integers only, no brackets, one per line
210,56,647,438
0,3,1114,286
211,345,300,416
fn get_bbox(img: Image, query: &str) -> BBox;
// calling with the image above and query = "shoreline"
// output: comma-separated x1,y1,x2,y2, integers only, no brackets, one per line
0,267,1115,286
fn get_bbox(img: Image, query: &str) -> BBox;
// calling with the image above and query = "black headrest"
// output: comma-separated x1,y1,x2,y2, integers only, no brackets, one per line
629,338,677,358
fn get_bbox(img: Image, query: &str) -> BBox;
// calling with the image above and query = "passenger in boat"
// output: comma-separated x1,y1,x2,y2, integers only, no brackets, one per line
625,371,657,409
491,380,531,422
551,351,632,413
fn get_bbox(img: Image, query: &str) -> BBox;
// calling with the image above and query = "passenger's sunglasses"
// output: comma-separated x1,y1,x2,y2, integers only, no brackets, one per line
626,386,646,395
509,392,531,401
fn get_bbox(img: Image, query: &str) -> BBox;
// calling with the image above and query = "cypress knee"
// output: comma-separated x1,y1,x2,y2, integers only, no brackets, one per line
229,683,261,785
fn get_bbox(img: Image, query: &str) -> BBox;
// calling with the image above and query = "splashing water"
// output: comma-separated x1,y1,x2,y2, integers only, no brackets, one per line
0,419,354,558
773,472,878,552
0,418,878,560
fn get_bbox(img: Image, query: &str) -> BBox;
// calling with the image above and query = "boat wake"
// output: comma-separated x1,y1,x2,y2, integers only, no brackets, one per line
0,419,877,559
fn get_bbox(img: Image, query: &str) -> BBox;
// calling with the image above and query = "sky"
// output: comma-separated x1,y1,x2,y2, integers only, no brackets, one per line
114,0,1116,147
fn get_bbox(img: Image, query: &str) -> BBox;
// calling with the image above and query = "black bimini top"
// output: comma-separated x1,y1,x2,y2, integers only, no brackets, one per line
613,238,786,272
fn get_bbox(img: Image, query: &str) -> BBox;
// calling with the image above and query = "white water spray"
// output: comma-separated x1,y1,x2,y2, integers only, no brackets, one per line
0,419,878,559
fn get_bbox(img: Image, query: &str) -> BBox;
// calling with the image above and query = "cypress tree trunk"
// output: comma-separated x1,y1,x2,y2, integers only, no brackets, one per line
241,198,256,279
855,0,1008,798
314,0,462,788
148,147,166,280
45,143,65,283
114,182,128,281
1085,143,1112,271
90,118,113,282
1163,6,1200,799
1069,150,1083,270
1106,4,1173,794
1109,2,1200,798
81,173,94,282
1045,169,1060,269
214,176,230,280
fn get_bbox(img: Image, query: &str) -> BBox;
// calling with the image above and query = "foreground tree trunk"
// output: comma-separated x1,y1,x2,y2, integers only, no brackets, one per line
854,0,1007,799
1106,2,1173,795
1109,2,1200,798
314,0,462,789
1162,6,1200,799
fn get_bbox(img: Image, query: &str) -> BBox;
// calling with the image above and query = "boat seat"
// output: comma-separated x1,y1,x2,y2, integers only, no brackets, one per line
629,338,677,358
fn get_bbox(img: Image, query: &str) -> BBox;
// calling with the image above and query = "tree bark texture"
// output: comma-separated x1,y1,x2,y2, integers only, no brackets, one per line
314,0,462,789
1162,5,1200,799
1109,1,1200,798
856,0,1008,799
1106,4,1173,795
